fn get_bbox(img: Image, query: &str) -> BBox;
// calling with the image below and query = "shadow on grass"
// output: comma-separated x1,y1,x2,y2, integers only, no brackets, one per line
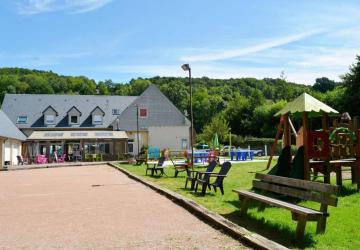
339,184,359,197
178,187,217,197
222,201,316,249
248,167,270,174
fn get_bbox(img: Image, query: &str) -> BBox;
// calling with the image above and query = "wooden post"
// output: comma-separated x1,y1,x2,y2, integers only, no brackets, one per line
316,204,328,234
266,116,284,169
284,114,291,147
303,112,310,180
295,214,308,241
354,116,360,131
322,112,329,132
333,117,338,128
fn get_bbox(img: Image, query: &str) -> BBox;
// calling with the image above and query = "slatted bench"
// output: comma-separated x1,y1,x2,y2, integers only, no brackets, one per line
233,173,339,241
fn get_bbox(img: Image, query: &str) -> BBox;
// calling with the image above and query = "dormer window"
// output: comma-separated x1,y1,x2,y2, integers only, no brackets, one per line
67,106,82,126
17,115,28,124
70,115,79,124
91,106,105,126
45,115,55,125
93,115,103,125
42,105,58,126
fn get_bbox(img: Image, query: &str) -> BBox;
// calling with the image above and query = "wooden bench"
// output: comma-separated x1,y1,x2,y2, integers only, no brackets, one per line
233,173,339,241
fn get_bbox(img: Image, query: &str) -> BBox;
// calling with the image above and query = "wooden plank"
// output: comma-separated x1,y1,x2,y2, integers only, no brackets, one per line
255,173,339,194
233,190,323,215
266,119,283,170
288,117,297,138
253,180,338,206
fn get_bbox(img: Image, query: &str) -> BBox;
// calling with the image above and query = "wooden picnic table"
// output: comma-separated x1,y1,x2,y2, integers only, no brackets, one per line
310,158,360,189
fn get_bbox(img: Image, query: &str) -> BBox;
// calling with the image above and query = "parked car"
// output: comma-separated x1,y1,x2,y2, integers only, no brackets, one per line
253,149,264,156
220,145,236,156
197,144,209,150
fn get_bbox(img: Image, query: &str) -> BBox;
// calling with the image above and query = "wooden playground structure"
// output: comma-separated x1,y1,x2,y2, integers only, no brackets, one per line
267,93,360,189
233,93,357,242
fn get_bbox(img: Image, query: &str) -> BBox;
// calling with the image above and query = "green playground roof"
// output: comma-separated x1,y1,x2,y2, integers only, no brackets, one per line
275,92,339,117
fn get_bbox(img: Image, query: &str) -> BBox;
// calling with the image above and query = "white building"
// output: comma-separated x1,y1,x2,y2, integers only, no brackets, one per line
1,85,190,160
0,110,26,167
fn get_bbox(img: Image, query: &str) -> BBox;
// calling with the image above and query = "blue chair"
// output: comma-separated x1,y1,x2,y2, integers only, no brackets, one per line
236,151,241,161
241,152,247,161
249,151,254,160
148,147,160,159
230,151,235,161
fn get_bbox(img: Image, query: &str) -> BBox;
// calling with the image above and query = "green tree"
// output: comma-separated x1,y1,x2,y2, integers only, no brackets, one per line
160,80,189,113
97,82,111,95
312,77,339,93
252,100,287,137
342,55,360,116
129,78,151,95
224,93,252,135
198,115,229,145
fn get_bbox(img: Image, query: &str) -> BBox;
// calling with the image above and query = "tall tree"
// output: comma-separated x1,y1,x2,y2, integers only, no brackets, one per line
342,55,360,116
312,77,338,93
198,115,229,145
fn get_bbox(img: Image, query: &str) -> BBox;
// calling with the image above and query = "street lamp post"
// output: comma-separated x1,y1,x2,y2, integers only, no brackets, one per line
135,104,140,157
181,64,194,168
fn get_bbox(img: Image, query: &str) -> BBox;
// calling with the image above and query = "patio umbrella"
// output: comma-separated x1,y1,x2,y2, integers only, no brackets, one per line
213,133,220,149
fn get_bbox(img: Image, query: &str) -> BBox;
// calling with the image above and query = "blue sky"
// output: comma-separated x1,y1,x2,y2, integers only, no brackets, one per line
1,0,360,84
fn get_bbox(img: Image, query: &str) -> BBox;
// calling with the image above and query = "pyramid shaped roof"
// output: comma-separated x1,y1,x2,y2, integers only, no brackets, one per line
275,93,339,118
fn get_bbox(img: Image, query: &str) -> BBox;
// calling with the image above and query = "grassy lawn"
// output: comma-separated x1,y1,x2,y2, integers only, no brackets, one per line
116,161,360,249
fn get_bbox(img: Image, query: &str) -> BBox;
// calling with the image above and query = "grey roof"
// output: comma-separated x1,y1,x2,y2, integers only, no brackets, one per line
0,110,26,140
113,84,190,130
1,94,137,129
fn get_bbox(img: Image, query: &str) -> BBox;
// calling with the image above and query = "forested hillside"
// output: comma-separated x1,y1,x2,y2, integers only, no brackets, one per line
1,57,356,145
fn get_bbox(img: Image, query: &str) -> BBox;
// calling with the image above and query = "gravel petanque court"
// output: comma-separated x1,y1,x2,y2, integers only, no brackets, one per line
0,165,244,249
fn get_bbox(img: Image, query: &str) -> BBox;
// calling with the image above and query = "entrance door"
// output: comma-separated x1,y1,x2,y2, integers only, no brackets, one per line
128,141,134,155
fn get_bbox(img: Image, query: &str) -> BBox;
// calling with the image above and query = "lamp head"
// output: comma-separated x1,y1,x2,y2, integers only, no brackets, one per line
181,64,190,71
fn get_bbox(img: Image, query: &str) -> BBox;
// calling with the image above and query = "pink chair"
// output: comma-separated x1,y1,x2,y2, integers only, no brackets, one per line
36,155,48,164
58,154,66,163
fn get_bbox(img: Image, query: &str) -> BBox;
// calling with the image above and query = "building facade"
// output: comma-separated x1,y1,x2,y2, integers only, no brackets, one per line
0,110,26,167
1,84,190,162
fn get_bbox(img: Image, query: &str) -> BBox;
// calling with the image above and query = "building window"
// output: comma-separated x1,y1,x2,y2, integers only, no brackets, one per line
112,109,121,115
45,115,55,125
99,143,110,154
128,142,134,154
139,108,147,118
17,116,28,124
70,115,79,124
181,138,188,149
93,115,103,125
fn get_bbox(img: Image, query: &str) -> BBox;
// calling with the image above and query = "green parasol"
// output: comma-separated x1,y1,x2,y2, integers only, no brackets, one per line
213,133,220,149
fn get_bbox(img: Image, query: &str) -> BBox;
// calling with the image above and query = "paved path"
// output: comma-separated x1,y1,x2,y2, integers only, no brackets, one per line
0,165,244,249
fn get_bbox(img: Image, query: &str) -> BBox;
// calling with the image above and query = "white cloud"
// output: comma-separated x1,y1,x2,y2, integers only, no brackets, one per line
287,48,358,69
17,0,113,14
180,29,323,62
0,51,92,67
